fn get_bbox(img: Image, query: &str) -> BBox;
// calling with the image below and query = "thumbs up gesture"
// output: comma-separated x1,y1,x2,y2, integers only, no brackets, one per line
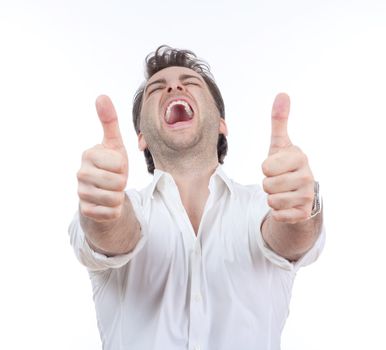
262,93,315,224
77,95,129,222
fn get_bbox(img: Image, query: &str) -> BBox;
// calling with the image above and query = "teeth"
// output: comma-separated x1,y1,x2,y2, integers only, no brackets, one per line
165,100,193,122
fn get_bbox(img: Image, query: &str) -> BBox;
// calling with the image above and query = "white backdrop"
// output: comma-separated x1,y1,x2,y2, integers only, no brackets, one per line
1,0,385,349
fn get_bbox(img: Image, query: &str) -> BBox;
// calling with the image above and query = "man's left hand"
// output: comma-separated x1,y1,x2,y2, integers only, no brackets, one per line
262,93,315,224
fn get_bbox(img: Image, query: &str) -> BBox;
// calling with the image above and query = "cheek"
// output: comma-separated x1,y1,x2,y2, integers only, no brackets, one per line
140,103,158,129
205,93,220,116
204,100,220,120
197,93,218,116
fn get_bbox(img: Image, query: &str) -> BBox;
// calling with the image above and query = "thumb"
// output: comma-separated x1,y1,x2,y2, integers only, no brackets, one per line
95,95,125,150
269,92,292,155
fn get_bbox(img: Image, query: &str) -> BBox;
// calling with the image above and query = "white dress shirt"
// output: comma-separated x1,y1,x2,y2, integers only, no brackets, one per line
69,165,325,350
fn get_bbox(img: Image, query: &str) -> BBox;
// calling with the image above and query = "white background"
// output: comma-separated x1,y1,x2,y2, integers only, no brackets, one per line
1,0,385,349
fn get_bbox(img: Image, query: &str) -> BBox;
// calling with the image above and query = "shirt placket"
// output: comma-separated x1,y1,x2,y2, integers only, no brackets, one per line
187,239,204,350
159,175,217,350
187,189,217,350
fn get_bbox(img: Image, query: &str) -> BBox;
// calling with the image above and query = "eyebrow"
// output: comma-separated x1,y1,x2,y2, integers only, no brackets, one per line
144,74,203,94
144,78,167,94
179,74,203,83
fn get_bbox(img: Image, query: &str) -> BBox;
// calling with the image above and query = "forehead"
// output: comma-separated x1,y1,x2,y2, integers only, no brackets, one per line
147,66,203,84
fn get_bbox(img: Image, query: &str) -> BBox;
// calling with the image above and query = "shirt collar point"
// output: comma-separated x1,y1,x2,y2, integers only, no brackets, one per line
215,164,235,198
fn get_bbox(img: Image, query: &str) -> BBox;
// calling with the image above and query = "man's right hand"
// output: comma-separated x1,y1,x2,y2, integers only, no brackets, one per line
77,95,129,223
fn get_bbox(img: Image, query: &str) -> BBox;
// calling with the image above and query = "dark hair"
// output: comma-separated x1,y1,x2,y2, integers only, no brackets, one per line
132,45,228,174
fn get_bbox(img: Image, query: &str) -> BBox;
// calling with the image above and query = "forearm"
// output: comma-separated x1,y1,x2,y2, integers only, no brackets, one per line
80,194,141,257
261,209,323,262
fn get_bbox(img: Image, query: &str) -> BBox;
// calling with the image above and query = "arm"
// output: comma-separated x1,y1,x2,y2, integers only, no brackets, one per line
261,209,323,261
77,95,141,257
80,194,141,256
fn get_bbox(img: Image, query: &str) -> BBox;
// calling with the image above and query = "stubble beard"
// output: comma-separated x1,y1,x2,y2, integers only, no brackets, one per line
140,110,220,171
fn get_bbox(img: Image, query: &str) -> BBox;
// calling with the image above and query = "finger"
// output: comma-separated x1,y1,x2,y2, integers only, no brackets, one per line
263,170,313,194
269,93,292,155
84,147,128,174
96,95,125,150
77,166,127,191
79,200,123,222
78,183,125,207
270,208,309,224
262,146,307,176
267,191,313,211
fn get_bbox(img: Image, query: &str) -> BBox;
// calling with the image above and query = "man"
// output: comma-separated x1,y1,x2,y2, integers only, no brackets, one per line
69,45,325,350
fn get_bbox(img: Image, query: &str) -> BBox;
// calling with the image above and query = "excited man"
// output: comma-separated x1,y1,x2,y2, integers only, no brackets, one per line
69,45,325,350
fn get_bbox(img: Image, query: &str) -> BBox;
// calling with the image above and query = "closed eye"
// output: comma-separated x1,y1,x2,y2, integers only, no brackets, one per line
183,81,200,87
148,86,164,95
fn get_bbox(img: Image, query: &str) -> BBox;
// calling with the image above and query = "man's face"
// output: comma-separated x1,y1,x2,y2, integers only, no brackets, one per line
138,66,227,164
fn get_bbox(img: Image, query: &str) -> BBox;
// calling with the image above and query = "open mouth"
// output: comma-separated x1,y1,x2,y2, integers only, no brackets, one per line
164,100,194,125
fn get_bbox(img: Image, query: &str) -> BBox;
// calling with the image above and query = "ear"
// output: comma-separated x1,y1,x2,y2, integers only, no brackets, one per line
138,132,148,151
219,118,228,136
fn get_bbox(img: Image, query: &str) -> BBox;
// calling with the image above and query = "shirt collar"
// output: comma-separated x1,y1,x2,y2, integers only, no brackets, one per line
210,164,234,198
146,164,234,202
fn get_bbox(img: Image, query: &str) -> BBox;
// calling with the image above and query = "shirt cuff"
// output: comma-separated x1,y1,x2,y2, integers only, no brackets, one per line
250,186,326,272
68,189,148,272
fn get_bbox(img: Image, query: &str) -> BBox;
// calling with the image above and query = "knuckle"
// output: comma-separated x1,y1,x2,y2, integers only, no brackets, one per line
268,195,284,210
302,192,314,203
110,207,122,220
261,160,272,176
261,161,267,174
117,154,127,169
299,208,309,221
81,148,94,161
287,212,300,224
82,145,104,164
299,151,308,165
80,203,94,218
107,191,124,207
299,172,313,185
81,149,88,161
267,195,275,208
115,161,124,174
262,177,272,193
76,168,88,182
116,175,127,191
118,191,125,204
272,211,285,222
77,186,88,200
118,161,127,175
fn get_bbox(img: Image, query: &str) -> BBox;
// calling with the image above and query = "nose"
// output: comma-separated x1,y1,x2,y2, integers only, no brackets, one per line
167,83,184,93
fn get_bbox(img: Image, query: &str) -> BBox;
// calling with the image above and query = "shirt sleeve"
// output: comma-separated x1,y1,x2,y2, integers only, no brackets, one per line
248,185,326,273
68,189,148,272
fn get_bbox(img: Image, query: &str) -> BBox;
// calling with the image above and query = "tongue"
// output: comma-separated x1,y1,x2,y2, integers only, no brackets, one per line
167,105,192,124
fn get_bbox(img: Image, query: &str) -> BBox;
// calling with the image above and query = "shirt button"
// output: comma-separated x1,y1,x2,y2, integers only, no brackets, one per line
192,346,200,350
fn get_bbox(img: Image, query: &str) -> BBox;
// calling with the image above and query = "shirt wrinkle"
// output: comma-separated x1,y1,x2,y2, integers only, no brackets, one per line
68,165,326,350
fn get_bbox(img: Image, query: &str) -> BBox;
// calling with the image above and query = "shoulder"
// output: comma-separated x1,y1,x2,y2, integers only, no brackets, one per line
229,179,267,203
124,180,155,207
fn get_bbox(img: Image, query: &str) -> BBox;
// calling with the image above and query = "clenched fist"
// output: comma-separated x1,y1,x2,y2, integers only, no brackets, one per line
77,95,128,223
262,93,315,224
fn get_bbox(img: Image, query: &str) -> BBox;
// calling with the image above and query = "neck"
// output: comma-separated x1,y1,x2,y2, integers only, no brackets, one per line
156,155,219,189
156,151,219,205
154,153,220,235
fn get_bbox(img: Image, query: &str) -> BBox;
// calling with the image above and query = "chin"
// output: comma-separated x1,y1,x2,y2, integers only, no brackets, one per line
167,137,201,152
